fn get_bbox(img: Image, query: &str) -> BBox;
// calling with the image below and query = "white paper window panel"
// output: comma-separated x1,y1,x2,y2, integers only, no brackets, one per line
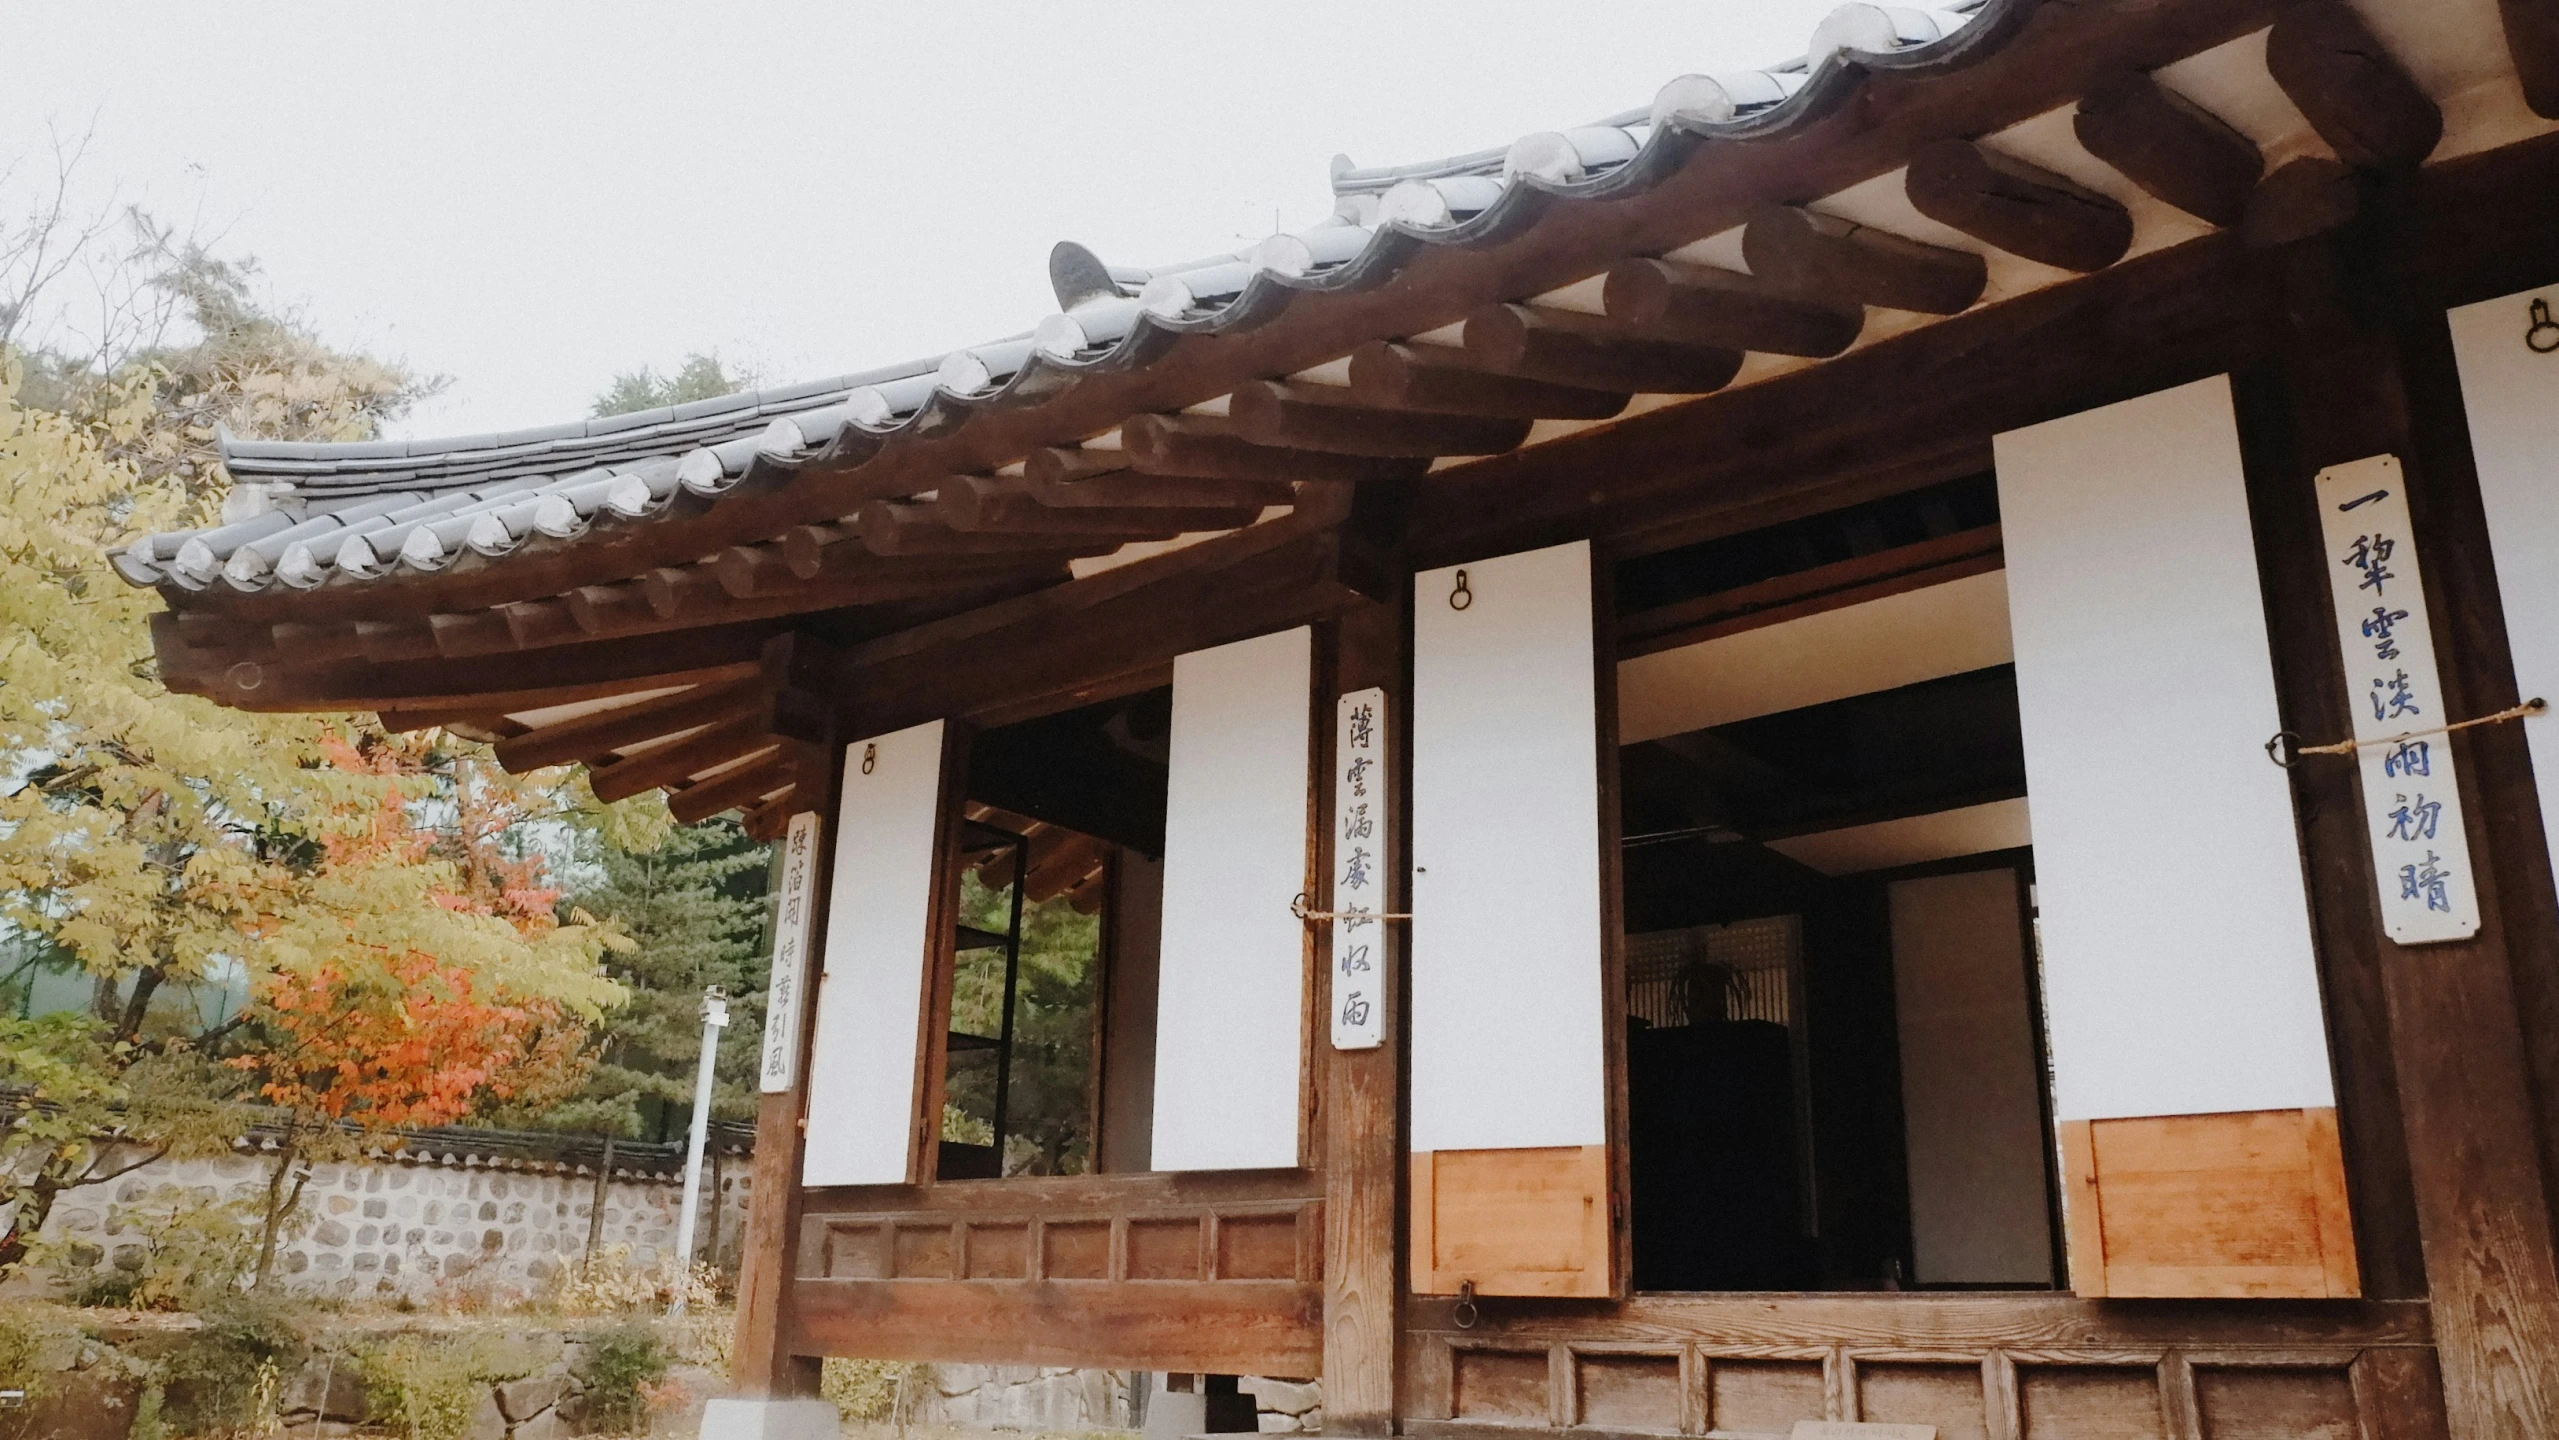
2448,287,2559,875
1995,376,2334,1123
1150,626,1314,1172
801,720,947,1188
1411,541,1609,1153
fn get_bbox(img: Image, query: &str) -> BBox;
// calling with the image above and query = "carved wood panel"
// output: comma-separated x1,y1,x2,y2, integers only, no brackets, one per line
792,1171,1324,1376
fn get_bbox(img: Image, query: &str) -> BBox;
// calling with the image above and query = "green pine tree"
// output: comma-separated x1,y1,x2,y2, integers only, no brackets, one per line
533,818,773,1139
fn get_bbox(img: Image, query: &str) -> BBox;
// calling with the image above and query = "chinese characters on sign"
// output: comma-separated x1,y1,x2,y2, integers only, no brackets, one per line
758,810,823,1091
2315,455,2480,943
1331,686,1389,1050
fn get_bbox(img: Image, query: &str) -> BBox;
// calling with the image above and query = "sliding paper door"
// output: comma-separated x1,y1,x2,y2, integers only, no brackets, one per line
2448,287,2559,869
1151,627,1315,1172
1410,541,1612,1297
1997,376,2357,1297
802,721,952,1188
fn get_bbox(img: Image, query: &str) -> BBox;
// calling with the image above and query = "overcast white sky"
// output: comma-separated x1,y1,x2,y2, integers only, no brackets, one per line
3,2,1842,441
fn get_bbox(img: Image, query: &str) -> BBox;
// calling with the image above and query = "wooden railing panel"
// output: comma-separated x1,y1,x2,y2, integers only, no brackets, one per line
791,1172,1325,1376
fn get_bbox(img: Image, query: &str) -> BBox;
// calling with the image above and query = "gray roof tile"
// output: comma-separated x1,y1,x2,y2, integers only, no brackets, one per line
118,0,1990,595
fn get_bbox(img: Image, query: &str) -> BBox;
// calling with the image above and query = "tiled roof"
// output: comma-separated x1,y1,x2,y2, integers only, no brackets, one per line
113,1,1985,597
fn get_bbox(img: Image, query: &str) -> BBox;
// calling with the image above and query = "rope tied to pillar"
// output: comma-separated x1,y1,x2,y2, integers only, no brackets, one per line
2265,697,2547,768
1289,892,1412,923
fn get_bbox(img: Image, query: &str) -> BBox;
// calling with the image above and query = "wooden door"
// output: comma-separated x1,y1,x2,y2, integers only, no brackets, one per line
803,720,959,1188
1997,377,2358,1297
1152,626,1317,1172
1409,540,1616,1298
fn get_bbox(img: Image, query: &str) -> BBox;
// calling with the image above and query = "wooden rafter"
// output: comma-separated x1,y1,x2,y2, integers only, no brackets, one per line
1904,138,2135,272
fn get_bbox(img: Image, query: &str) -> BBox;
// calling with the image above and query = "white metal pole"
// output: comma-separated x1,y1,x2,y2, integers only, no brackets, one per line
671,986,729,1315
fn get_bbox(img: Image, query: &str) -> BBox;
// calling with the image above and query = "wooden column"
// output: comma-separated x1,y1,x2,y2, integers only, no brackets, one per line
1321,597,1409,1434
731,734,842,1400
2238,278,2559,1435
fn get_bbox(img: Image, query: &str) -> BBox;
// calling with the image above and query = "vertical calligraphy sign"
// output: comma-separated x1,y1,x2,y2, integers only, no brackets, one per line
2315,455,2481,943
758,809,823,1091
1331,686,1389,1050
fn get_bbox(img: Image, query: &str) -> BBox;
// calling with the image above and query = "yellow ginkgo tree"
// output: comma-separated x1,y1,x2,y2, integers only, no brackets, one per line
0,263,637,1284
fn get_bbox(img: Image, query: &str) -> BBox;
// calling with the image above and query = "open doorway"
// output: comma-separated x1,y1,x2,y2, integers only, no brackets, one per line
1612,476,2062,1291
936,687,1172,1179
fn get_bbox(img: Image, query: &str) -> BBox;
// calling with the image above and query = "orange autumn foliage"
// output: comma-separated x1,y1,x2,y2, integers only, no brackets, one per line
238,954,583,1129
229,729,599,1131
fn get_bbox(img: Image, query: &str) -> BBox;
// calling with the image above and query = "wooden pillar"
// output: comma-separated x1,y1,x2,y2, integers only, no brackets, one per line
731,747,843,1400
1320,597,1409,1434
2237,276,2559,1435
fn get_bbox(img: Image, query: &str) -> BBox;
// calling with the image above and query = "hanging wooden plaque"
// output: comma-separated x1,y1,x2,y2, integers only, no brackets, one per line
1331,686,1389,1050
2314,454,2480,944
757,808,822,1092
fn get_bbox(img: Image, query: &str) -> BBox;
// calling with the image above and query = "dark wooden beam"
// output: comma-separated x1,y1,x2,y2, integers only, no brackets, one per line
1346,341,1628,420
855,500,1126,558
739,790,800,842
588,717,775,804
569,583,653,637
1619,524,2006,658
667,750,801,825
2509,0,2559,119
934,475,1259,536
498,599,581,650
2266,0,2442,171
1022,451,1294,510
1462,303,1743,394
1740,204,1987,315
355,620,438,664
492,676,765,773
1905,138,2134,272
1122,414,1426,484
428,610,518,660
1226,380,1533,458
716,545,799,601
271,620,368,663
832,509,1365,737
1602,259,1866,357
643,564,725,621
2244,157,2364,249
2072,68,2264,227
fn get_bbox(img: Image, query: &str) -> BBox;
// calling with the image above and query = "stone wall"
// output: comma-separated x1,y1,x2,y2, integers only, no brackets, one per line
20,1143,750,1303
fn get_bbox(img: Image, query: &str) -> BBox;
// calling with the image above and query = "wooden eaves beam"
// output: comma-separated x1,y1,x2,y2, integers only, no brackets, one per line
2072,69,2264,228
1021,447,1296,510
1741,205,1988,315
1602,258,1867,357
1226,380,1535,458
1460,303,1745,394
1905,137,2135,272
2266,0,2443,172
